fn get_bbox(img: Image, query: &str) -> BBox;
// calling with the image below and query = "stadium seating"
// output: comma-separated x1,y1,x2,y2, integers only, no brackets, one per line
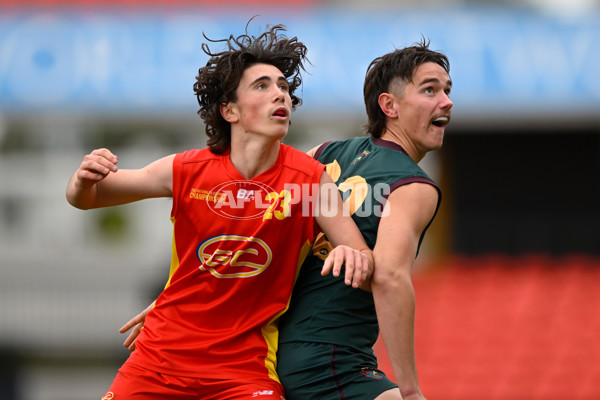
374,254,600,400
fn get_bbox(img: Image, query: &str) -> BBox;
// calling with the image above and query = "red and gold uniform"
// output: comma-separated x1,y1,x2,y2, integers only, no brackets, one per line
106,144,324,399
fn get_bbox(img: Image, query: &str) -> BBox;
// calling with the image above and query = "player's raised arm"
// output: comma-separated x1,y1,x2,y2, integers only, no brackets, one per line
314,171,373,289
66,149,175,210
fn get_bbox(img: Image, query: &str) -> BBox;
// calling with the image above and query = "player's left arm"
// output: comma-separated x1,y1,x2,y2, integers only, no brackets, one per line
315,171,373,289
371,181,438,400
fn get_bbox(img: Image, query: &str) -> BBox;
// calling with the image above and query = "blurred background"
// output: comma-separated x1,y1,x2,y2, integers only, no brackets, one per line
0,0,599,399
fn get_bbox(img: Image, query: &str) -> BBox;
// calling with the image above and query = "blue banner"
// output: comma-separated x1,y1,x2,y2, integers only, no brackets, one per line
0,7,598,116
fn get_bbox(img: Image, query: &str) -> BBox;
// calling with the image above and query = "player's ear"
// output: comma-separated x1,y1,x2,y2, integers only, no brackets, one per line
378,93,398,118
220,102,239,123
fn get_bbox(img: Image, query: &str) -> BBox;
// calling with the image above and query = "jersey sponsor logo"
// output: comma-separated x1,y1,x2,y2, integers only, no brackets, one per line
206,180,282,220
359,367,384,380
204,180,319,220
197,235,272,278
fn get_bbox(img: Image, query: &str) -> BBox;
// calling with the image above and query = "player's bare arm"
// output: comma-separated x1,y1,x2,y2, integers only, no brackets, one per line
66,150,175,210
371,182,438,400
315,171,373,289
306,143,374,290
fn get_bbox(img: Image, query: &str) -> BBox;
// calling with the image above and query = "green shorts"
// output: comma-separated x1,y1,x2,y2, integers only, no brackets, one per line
277,341,398,400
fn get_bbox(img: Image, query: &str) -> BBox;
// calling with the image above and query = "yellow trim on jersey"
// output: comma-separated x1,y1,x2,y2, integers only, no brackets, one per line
261,239,313,383
164,216,180,289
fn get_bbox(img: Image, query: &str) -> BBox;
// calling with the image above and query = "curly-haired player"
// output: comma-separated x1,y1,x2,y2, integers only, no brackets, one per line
66,21,372,400
194,20,307,154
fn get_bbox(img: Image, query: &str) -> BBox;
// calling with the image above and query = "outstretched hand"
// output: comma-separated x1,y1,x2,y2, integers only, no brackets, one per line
321,245,372,289
119,302,154,351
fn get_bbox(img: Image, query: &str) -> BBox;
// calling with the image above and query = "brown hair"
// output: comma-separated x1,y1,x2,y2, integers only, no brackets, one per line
194,20,308,154
363,38,450,138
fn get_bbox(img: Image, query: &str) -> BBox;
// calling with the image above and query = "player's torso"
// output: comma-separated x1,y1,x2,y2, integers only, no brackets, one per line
130,145,323,379
279,137,434,350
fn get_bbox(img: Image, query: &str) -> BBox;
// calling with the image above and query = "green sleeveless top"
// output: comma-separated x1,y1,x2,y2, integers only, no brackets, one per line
278,136,441,351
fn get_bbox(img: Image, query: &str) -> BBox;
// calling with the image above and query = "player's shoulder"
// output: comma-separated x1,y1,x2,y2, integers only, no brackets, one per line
316,136,371,158
324,136,369,151
177,147,221,164
281,143,323,169
391,179,439,199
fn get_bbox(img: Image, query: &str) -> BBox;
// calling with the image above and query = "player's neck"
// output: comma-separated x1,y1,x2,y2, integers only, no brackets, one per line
380,128,423,163
229,137,281,180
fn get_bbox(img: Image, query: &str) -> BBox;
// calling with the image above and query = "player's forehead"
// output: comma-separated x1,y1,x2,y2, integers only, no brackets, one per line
412,62,452,87
240,63,286,85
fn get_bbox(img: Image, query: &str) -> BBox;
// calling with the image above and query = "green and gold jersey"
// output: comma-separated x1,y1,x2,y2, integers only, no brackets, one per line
278,136,441,351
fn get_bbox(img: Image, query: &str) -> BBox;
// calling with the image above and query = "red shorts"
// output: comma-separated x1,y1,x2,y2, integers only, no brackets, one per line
102,362,285,400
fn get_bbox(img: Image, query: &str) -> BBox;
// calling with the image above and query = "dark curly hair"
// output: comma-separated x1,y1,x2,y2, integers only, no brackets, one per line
194,20,308,154
363,38,450,138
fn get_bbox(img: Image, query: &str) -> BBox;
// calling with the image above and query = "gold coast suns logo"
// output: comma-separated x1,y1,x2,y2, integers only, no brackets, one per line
197,235,272,278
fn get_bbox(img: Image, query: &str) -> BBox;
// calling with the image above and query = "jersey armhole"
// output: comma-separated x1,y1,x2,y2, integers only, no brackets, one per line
388,177,441,214
310,163,327,240
388,177,442,256
313,141,332,160
171,152,183,218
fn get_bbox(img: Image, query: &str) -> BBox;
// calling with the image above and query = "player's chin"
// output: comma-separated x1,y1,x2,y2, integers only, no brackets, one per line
434,128,446,145
426,134,444,151
271,126,288,140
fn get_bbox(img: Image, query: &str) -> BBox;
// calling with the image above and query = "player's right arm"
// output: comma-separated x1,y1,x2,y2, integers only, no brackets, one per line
66,148,174,209
371,182,438,400
314,171,373,289
307,145,374,290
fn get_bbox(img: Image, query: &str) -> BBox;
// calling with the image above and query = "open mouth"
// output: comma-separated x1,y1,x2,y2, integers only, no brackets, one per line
432,116,449,127
273,108,288,118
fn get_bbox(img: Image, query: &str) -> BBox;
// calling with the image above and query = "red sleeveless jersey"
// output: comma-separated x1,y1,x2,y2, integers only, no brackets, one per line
126,143,325,383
